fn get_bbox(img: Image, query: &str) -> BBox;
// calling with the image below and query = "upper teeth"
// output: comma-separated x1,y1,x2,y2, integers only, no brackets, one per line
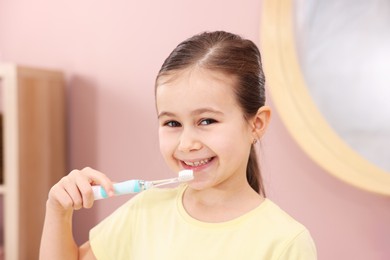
184,158,211,167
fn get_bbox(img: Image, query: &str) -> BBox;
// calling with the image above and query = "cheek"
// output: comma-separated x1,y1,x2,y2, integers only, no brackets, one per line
208,125,252,157
158,130,175,158
205,132,240,157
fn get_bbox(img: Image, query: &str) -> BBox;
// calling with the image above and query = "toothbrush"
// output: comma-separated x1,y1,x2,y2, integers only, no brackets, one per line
92,169,194,200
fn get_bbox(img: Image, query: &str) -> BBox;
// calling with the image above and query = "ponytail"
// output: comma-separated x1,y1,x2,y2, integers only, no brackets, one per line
247,146,266,196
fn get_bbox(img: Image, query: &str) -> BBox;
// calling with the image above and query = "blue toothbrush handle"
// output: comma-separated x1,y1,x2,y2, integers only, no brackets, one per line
92,180,145,200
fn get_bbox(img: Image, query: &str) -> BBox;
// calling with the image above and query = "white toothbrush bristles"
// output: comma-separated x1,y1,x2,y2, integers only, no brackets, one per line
178,169,194,181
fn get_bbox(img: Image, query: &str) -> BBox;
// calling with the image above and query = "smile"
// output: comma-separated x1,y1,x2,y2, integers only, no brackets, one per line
183,157,213,167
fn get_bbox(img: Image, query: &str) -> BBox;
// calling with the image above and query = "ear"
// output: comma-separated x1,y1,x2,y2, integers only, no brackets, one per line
250,106,271,140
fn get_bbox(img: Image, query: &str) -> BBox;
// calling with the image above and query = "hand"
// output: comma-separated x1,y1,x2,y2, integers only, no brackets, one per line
47,167,114,213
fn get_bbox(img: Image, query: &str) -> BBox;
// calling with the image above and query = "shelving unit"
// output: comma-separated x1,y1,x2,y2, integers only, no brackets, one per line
0,64,66,260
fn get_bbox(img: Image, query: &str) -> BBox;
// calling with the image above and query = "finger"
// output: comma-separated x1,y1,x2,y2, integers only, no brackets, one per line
75,176,95,208
79,167,115,197
61,176,84,210
55,188,75,210
47,184,75,212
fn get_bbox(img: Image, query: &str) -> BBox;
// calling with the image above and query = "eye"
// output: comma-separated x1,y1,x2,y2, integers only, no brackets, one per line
164,120,181,127
199,118,217,125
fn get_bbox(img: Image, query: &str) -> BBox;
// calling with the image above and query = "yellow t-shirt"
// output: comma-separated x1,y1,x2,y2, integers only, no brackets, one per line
90,185,317,259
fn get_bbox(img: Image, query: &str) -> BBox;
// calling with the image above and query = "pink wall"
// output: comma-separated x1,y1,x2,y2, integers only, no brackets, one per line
1,1,389,259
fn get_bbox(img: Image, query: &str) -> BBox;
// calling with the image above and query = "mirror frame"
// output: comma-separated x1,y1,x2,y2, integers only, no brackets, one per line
260,0,390,195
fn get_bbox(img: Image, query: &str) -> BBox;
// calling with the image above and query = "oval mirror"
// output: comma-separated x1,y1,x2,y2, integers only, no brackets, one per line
260,0,390,195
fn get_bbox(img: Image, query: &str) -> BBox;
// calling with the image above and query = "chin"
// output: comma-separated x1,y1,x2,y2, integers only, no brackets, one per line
187,179,213,191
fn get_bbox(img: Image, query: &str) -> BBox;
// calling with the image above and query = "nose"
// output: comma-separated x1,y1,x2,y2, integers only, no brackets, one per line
177,127,202,153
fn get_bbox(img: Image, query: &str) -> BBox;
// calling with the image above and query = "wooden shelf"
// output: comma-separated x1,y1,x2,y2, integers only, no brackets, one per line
0,63,66,260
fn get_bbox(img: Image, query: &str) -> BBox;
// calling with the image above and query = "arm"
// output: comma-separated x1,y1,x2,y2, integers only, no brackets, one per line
39,167,114,260
80,241,97,259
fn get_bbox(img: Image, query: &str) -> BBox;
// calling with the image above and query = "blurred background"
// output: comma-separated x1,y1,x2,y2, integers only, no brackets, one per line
0,0,389,259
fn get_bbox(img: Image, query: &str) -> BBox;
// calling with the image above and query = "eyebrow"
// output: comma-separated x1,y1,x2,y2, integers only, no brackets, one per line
157,107,224,119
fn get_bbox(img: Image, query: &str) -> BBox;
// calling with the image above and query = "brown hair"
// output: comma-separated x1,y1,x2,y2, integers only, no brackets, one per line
155,31,266,196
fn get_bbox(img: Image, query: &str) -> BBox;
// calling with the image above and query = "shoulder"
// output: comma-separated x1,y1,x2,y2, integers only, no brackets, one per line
277,229,317,259
258,199,317,259
259,199,307,232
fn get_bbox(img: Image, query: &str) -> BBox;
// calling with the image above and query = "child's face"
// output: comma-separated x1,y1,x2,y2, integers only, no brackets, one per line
156,68,255,191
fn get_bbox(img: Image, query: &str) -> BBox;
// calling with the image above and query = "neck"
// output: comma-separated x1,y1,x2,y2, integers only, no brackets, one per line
186,182,258,206
182,182,264,223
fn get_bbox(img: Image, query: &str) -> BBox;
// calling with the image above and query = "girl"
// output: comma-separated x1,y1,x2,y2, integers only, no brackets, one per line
40,31,317,259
